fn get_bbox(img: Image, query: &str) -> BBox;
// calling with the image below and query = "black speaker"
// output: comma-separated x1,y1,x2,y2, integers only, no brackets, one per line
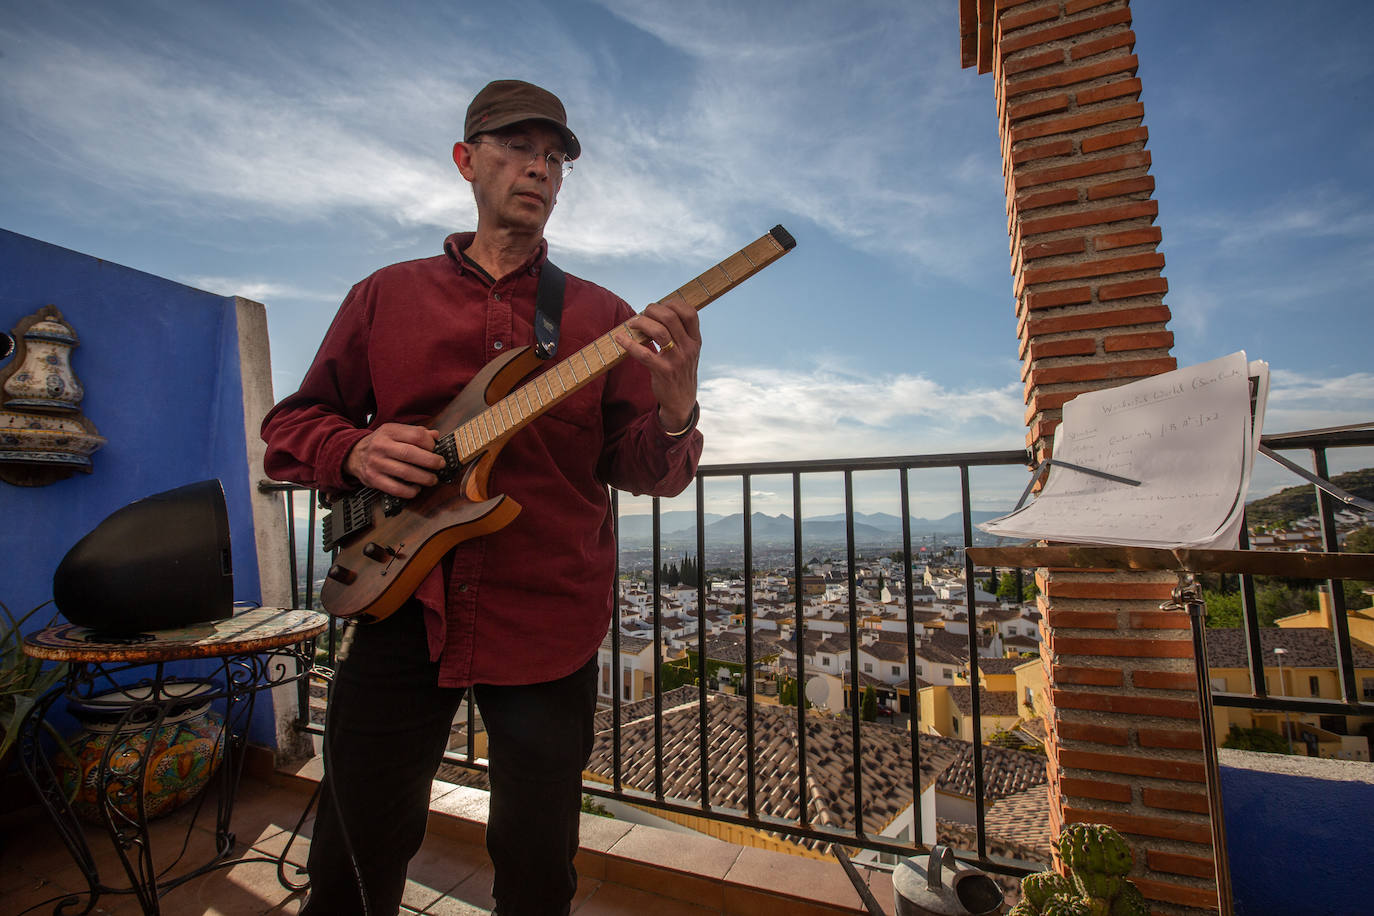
53,479,234,635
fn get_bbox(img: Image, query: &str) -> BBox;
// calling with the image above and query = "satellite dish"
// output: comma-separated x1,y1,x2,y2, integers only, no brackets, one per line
804,676,831,710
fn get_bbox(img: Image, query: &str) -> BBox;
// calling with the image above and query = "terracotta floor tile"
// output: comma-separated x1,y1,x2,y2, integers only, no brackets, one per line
573,879,720,915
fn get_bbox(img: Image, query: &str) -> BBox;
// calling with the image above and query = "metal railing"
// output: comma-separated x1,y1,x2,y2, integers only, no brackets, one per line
258,424,1374,876
1215,425,1374,728
261,446,1037,875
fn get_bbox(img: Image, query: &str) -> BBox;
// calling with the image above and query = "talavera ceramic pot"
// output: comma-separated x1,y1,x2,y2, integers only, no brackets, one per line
57,680,225,823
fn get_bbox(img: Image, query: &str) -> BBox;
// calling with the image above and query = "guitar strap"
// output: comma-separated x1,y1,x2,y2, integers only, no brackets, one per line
534,260,565,360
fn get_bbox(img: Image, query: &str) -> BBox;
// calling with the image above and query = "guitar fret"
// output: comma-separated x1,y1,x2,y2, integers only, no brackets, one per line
740,246,758,269
518,386,534,417
579,351,594,376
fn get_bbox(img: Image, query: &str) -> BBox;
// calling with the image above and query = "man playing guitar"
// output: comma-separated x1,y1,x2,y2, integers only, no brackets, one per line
262,79,703,915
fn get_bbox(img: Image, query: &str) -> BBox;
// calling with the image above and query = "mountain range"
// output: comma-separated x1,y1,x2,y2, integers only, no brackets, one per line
615,510,1003,547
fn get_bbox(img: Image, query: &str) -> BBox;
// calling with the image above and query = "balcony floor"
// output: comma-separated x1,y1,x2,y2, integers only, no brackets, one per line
2,756,888,915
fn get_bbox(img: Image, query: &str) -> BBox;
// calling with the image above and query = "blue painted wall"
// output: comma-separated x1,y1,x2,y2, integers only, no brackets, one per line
0,228,272,744
1222,759,1374,914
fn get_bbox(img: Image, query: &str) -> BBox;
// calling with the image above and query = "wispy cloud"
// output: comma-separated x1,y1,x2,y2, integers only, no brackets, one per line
182,276,339,303
697,365,1025,464
1263,368,1374,433
0,0,1001,274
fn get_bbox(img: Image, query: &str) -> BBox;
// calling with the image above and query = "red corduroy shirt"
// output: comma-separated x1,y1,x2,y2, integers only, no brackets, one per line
261,233,702,686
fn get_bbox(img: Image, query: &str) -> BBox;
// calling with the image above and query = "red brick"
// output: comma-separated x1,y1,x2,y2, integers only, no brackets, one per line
1142,786,1211,815
1098,276,1169,301
1065,0,1119,14
1052,689,1200,719
1139,727,1204,750
1000,2,1061,34
1023,236,1087,260
1024,389,1079,421
1070,29,1136,60
1029,337,1099,360
1057,720,1131,746
1058,750,1206,784
1016,150,1151,191
1087,174,1155,200
1013,137,1075,164
1027,356,1178,389
1003,47,1065,77
1127,610,1190,629
1095,226,1161,251
1025,303,1172,337
1016,186,1081,213
1005,53,1139,99
1044,580,1176,600
1104,330,1172,353
1021,199,1157,237
1023,251,1164,286
1077,76,1142,105
1045,609,1120,629
1027,416,1061,446
1051,664,1125,686
1007,92,1072,123
998,7,1133,59
1132,670,1196,691
1059,808,1212,848
1147,850,1216,880
1011,101,1144,144
1048,635,1194,659
1025,285,1094,310
1082,124,1149,153
1060,776,1133,802
1132,876,1222,910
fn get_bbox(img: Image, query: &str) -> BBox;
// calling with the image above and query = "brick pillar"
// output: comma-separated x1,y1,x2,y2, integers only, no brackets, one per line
958,2,1220,912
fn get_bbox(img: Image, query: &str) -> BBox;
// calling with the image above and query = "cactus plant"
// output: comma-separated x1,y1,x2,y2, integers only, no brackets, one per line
1013,824,1145,916
1059,823,1134,877
1041,894,1092,916
1022,871,1074,910
1109,882,1150,916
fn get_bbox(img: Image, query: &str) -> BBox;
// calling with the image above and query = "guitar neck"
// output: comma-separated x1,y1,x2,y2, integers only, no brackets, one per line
448,225,796,462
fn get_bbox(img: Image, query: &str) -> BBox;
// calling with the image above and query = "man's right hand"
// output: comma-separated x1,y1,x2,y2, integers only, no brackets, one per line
344,423,446,498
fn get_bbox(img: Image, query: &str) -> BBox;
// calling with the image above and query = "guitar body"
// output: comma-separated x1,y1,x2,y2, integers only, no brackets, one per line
318,345,543,622
315,224,796,622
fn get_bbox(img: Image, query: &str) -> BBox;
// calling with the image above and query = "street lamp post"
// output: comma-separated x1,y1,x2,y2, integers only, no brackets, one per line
1273,646,1295,753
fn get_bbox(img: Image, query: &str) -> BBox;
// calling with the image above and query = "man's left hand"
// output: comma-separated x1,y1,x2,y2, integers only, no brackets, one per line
617,297,700,432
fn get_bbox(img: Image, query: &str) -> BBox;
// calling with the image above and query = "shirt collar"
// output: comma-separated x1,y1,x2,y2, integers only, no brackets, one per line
443,232,549,281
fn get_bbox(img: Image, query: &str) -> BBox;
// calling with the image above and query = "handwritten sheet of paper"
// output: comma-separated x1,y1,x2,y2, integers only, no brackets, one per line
979,352,1269,549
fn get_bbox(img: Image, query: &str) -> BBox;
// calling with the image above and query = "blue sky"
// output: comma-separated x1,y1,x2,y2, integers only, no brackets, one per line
2,0,1371,520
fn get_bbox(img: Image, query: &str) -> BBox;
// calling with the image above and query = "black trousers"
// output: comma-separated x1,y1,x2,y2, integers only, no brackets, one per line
301,605,598,916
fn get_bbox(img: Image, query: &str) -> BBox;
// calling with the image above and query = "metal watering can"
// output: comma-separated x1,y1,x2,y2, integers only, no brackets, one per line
893,845,1005,916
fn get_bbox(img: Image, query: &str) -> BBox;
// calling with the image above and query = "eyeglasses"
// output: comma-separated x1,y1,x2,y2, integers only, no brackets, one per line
470,137,574,179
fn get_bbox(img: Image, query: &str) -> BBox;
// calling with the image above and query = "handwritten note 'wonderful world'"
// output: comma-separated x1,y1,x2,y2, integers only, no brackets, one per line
979,352,1268,549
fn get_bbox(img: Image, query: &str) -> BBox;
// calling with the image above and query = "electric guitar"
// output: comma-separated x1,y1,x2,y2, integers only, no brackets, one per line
318,225,796,621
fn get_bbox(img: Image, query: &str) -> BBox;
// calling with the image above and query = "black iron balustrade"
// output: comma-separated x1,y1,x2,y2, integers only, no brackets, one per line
258,424,1374,878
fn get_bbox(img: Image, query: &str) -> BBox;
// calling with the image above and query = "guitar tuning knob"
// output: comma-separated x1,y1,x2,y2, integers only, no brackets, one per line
362,542,390,562
327,564,356,584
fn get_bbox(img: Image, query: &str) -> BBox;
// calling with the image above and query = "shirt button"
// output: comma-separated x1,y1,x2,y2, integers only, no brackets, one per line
493,292,502,301
458,583,469,593
493,340,504,350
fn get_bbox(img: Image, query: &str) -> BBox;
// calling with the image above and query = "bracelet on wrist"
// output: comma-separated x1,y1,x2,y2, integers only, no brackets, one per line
662,401,700,438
